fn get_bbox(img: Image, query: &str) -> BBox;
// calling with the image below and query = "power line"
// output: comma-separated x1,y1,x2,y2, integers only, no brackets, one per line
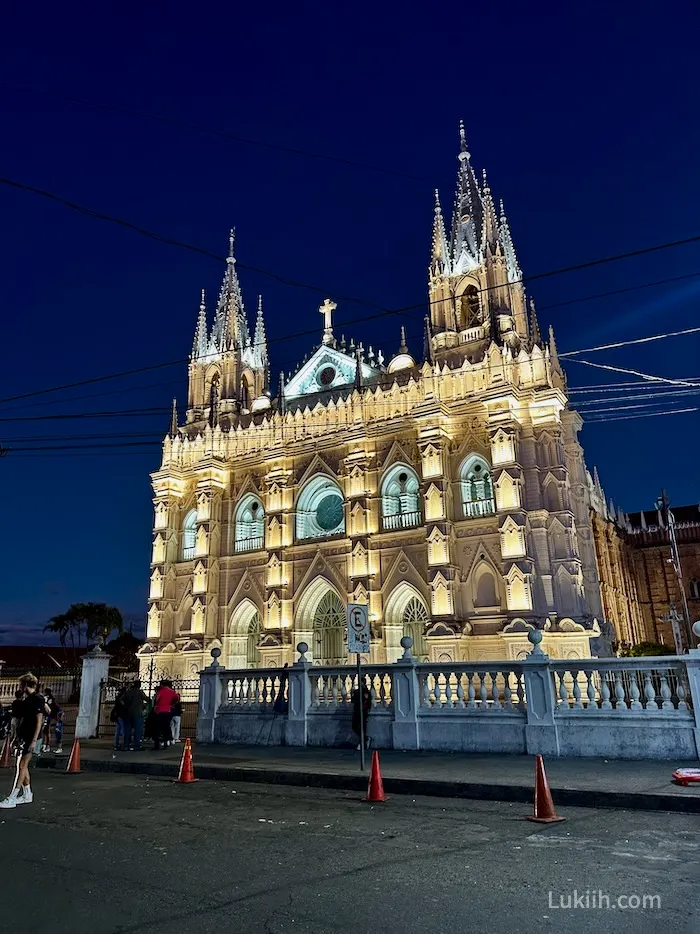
3,83,428,184
560,326,700,358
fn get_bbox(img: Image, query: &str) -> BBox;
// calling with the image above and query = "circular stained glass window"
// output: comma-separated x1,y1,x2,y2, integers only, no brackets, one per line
315,494,344,532
317,366,336,387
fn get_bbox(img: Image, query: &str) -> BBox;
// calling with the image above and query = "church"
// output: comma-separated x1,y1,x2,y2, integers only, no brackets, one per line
139,125,604,681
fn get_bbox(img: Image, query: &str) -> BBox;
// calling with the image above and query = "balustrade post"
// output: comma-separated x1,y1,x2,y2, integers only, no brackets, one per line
197,648,223,743
521,630,560,757
684,646,700,758
75,647,111,739
285,642,311,747
391,637,421,750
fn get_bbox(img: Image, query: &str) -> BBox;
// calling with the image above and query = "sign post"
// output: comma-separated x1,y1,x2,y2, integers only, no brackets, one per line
347,603,370,771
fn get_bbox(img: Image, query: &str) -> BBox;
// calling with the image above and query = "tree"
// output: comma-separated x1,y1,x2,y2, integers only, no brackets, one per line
45,602,124,653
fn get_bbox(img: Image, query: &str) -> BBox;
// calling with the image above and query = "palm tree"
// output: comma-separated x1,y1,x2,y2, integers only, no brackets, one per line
45,603,124,661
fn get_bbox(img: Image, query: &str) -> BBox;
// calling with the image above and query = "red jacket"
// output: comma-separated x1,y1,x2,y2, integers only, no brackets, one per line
154,686,178,714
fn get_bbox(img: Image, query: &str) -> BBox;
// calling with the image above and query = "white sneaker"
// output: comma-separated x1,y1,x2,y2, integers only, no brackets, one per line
41,744,50,753
16,789,33,805
0,795,18,809
54,747,63,755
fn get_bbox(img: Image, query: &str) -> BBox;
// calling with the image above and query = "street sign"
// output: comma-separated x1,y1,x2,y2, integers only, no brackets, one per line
347,603,370,654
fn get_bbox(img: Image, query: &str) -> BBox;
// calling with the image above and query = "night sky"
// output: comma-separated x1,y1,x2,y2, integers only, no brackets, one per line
1,1,698,643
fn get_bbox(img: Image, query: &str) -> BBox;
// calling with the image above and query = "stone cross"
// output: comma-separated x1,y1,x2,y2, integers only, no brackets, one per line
319,298,337,345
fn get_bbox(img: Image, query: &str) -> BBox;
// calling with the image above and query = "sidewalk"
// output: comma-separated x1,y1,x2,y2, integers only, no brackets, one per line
36,740,700,813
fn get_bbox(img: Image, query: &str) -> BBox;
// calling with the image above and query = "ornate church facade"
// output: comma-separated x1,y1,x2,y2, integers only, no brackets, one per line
139,126,604,680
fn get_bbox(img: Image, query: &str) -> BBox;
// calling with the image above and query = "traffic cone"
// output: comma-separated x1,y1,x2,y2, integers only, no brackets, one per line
527,754,564,823
174,738,198,784
65,739,81,774
363,750,387,803
0,736,13,768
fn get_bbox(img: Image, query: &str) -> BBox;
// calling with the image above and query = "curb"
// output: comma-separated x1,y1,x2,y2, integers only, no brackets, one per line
36,756,700,813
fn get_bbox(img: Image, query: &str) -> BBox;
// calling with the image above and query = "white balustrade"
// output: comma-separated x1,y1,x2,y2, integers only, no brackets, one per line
551,659,692,715
222,669,285,709
417,663,526,713
308,666,393,709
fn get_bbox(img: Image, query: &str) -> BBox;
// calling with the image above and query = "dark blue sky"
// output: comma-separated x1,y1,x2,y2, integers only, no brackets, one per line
1,0,698,643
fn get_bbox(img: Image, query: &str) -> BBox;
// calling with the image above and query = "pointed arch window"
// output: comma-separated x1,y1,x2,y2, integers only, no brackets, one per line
312,591,347,665
234,494,265,553
459,454,496,518
402,596,429,660
182,509,197,560
459,285,481,330
381,464,421,530
246,612,262,668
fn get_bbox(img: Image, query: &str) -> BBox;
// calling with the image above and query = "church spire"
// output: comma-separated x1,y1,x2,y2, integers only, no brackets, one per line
430,190,449,276
499,199,521,283
253,295,267,369
423,316,434,364
529,298,542,346
480,169,499,253
192,289,208,361
169,398,178,438
549,324,561,369
211,229,247,353
450,120,482,273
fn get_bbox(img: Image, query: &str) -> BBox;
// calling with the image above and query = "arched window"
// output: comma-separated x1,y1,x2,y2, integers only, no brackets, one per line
296,476,345,541
312,591,347,665
246,612,261,668
182,509,197,560
381,463,421,530
403,596,429,660
689,579,700,600
460,454,495,518
234,494,265,552
459,285,481,329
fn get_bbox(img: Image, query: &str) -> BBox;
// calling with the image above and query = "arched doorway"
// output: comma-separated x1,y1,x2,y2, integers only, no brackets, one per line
295,577,347,665
384,583,430,661
226,599,262,669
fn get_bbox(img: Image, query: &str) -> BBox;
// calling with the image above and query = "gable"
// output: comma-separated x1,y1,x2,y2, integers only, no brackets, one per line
284,345,380,400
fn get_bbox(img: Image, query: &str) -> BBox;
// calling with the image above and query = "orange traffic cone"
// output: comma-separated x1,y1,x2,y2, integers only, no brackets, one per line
65,739,81,774
0,736,13,768
174,738,198,784
527,754,564,823
363,750,387,803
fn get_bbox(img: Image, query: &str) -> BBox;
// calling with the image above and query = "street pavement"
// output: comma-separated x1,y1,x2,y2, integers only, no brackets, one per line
1,769,698,933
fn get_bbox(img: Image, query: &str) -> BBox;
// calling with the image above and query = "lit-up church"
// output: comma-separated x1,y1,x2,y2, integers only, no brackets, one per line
139,125,603,679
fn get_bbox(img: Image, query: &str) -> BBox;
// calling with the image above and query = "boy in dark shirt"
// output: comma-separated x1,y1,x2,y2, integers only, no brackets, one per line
0,673,48,808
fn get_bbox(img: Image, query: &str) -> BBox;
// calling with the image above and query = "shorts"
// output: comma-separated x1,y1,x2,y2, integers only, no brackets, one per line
14,738,34,757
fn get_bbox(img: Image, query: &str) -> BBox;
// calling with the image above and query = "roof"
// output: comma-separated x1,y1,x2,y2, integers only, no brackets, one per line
0,645,89,670
628,504,700,530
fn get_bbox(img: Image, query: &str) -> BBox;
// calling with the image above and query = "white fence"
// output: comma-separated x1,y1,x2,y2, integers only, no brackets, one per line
197,636,700,760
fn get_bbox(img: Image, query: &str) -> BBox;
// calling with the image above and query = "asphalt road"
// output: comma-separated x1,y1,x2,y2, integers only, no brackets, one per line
0,770,698,933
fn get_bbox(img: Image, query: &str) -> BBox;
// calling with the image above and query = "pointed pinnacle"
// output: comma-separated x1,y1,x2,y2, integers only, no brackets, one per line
169,398,178,438
482,168,490,191
459,119,468,155
200,288,206,307
529,298,542,345
227,228,235,262
399,325,408,354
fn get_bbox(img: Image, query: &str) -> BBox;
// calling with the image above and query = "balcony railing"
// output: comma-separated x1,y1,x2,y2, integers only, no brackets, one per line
382,511,422,531
235,535,264,553
182,545,196,560
463,498,496,519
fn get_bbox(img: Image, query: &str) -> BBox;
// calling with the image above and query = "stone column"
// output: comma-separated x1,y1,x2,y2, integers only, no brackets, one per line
285,642,311,746
197,648,223,743
685,637,700,757
391,637,421,750
521,630,559,756
75,648,111,739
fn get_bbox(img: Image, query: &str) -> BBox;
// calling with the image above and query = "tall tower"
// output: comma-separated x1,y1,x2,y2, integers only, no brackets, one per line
186,231,268,427
429,123,529,363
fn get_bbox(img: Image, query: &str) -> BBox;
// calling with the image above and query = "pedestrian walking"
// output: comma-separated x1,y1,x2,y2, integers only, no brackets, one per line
351,679,372,751
153,680,178,749
122,680,148,751
0,673,47,809
170,694,182,743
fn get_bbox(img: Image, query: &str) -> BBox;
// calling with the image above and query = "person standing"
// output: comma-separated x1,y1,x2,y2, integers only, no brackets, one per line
170,693,182,744
153,680,177,749
351,679,372,751
122,680,148,751
43,689,64,755
0,673,46,808
112,686,128,751
9,690,23,743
